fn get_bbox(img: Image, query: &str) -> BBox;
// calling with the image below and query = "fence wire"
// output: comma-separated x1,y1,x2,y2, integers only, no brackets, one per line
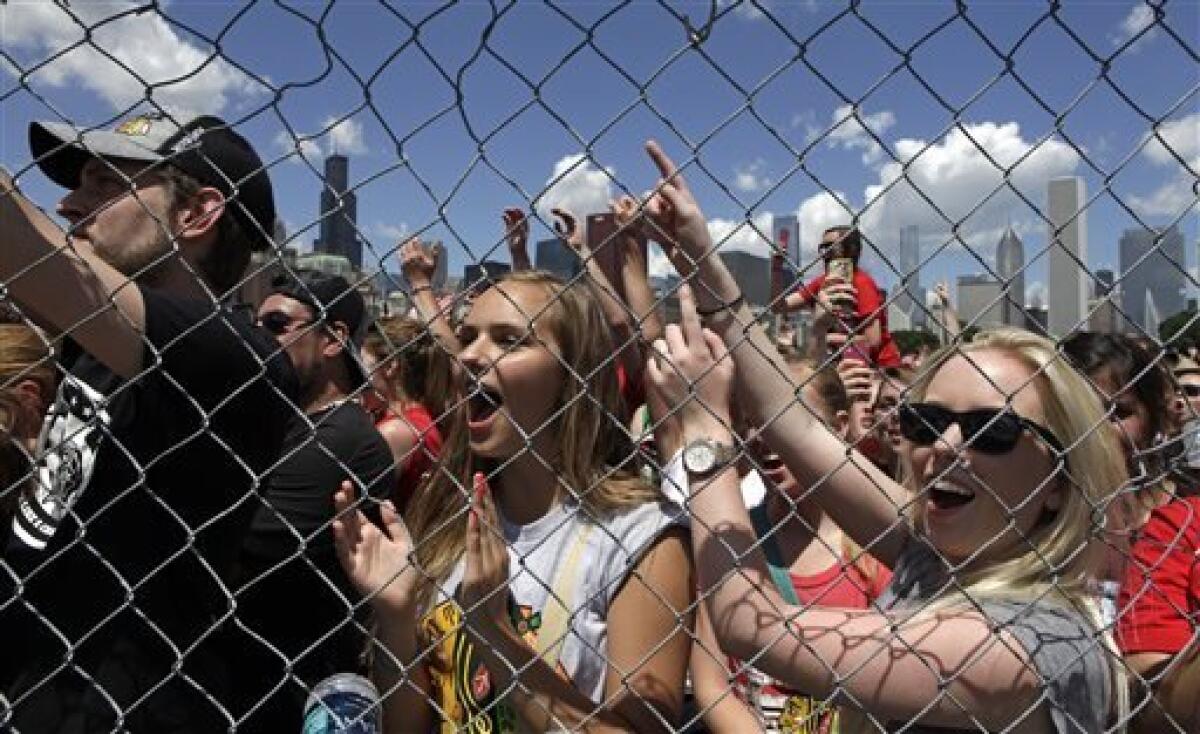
0,1,1198,732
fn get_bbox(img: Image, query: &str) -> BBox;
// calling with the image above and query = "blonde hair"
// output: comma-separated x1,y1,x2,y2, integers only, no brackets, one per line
404,271,659,605
905,328,1127,603
0,325,54,528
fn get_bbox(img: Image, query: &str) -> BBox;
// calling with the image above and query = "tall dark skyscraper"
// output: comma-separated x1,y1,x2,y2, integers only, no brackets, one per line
995,226,1026,328
1119,224,1186,332
315,154,361,269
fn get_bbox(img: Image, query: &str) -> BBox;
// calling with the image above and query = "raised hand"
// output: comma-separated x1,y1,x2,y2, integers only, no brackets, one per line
503,207,531,270
645,283,735,432
815,279,858,326
551,207,585,253
610,195,646,246
933,281,951,308
642,141,713,273
460,472,511,631
398,237,438,289
836,353,875,403
332,480,419,615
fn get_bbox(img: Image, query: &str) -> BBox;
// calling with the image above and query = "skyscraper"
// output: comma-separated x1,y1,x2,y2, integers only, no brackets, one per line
895,224,923,328
956,274,1004,329
315,154,361,269
1119,224,1186,333
535,237,582,281
1047,177,1089,337
995,227,1025,328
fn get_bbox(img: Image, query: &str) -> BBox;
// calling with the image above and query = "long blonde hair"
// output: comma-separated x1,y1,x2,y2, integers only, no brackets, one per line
905,329,1128,602
404,271,659,604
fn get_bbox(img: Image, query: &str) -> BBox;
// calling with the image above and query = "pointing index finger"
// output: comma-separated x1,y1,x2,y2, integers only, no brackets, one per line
645,140,680,186
679,282,703,344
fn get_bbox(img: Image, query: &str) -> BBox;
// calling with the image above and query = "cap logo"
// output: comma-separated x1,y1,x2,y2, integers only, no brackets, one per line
115,116,153,137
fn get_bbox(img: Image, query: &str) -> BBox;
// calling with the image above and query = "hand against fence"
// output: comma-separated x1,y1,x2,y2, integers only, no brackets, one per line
399,237,438,290
814,279,857,327
610,195,646,249
551,207,586,254
837,354,875,403
503,208,531,271
461,471,511,631
646,284,734,436
332,481,419,615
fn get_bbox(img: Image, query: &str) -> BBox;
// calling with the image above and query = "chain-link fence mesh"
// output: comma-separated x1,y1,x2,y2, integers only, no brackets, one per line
0,0,1197,732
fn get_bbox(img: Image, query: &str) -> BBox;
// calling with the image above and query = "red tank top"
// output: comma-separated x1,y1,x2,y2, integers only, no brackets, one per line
377,403,443,510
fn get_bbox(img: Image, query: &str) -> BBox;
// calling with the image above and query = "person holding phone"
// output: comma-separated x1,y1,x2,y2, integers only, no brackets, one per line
781,226,901,367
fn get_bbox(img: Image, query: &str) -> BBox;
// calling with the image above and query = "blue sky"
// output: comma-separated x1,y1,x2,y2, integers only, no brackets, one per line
1,0,1196,309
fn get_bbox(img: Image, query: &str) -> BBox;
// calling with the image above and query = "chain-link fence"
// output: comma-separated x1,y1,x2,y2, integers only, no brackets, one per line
0,1,1197,732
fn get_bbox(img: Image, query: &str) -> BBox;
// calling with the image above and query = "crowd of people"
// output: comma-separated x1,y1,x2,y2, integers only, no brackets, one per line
0,110,1196,734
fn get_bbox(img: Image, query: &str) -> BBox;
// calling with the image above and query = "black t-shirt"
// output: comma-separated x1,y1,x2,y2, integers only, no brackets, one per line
229,401,394,731
2,286,298,732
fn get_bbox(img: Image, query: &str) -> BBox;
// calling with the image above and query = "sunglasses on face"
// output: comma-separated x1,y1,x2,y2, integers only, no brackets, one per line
257,311,315,336
1181,384,1200,398
898,402,1065,456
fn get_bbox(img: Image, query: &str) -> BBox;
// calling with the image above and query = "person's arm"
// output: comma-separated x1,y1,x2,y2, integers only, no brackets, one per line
612,195,664,345
1127,647,1200,732
461,474,693,732
330,481,434,732
1,169,146,378
689,600,761,733
398,238,460,354
503,207,532,272
640,141,911,566
645,286,1058,732
376,419,418,485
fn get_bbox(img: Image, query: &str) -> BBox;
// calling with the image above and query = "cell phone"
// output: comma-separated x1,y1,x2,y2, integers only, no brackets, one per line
826,257,854,283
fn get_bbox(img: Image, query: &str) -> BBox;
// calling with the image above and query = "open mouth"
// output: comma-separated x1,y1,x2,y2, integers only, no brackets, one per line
467,384,503,426
927,481,975,511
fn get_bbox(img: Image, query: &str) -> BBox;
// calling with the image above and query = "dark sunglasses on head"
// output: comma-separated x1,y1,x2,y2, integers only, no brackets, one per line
258,311,314,336
898,402,1064,456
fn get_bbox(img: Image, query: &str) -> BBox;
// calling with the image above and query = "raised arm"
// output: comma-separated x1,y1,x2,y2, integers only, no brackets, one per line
398,238,460,354
647,287,1061,733
503,207,532,272
611,195,665,345
933,282,960,343
640,141,910,565
1,169,146,378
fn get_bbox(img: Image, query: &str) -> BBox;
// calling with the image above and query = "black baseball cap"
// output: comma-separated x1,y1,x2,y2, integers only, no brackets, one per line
29,112,276,251
269,270,370,385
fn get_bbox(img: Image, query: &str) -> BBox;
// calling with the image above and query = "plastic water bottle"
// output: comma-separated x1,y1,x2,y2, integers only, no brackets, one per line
301,673,382,734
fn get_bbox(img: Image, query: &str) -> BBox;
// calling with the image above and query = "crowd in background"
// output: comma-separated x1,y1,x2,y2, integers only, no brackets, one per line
0,111,1197,734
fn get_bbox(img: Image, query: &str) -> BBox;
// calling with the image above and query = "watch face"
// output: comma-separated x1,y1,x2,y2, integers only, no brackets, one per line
685,441,717,473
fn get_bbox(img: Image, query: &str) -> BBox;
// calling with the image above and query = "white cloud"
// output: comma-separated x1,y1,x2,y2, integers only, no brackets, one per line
538,154,615,221
798,190,853,263
369,221,409,244
855,121,1079,252
824,104,897,165
0,2,261,114
274,117,369,163
1110,3,1158,47
324,117,367,155
1131,113,1199,217
707,212,774,257
733,159,770,193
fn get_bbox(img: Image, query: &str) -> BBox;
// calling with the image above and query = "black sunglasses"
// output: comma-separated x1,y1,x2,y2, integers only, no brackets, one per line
898,402,1064,456
1181,384,1200,398
258,311,315,336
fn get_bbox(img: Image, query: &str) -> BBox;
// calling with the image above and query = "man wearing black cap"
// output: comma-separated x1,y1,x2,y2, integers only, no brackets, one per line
229,270,393,731
0,113,298,731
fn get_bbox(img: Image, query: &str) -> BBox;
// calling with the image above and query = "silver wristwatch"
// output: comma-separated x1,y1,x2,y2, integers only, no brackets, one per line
682,438,738,478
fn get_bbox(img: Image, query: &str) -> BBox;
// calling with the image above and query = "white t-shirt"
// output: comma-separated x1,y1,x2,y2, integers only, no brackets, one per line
417,497,686,732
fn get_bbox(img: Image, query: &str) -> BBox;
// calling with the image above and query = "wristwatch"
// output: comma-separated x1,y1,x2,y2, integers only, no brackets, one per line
682,438,738,478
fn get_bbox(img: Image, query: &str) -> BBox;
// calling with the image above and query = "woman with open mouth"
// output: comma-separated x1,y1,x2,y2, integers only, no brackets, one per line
333,270,693,733
639,139,1126,734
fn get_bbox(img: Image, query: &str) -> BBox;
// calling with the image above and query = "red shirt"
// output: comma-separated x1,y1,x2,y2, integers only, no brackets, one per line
798,269,901,367
1117,497,1200,655
378,403,443,511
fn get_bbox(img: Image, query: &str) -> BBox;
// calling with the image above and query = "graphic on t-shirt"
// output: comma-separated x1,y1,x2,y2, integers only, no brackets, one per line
11,375,110,550
420,595,571,733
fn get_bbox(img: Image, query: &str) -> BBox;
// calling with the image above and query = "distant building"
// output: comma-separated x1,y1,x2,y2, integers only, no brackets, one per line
1119,224,1186,333
535,237,582,281
957,274,1003,330
1094,268,1116,298
462,260,511,295
720,251,771,307
233,243,299,310
773,214,800,266
894,224,925,329
296,252,355,279
1026,305,1049,333
1047,177,1089,336
995,227,1026,329
314,154,362,269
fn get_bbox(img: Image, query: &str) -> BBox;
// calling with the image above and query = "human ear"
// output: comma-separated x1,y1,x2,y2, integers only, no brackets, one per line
174,187,226,241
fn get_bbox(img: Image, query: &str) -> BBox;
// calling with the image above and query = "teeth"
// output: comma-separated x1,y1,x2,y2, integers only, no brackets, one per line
932,481,974,498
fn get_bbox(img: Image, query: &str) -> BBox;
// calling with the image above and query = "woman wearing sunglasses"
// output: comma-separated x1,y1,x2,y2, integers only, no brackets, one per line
638,140,1125,732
